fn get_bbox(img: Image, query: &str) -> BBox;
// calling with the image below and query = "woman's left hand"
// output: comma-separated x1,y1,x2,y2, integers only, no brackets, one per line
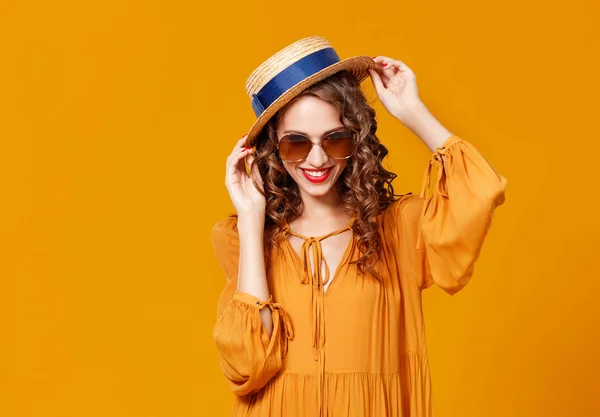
368,56,423,123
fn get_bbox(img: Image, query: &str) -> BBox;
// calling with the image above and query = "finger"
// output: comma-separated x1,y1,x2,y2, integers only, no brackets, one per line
372,55,393,70
374,55,409,72
368,68,385,93
247,153,265,193
374,55,396,65
231,134,249,154
386,60,411,73
226,149,247,183
226,143,253,173
372,55,394,63
226,147,253,182
226,145,252,166
369,60,396,84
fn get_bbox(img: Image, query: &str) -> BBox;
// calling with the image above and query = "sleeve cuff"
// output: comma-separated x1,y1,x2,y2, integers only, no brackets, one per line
232,289,269,308
439,134,462,151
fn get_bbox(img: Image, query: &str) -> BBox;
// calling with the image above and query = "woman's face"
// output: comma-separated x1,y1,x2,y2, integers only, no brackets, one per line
276,95,349,199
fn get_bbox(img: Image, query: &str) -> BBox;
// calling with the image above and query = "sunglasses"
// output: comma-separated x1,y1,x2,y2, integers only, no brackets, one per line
276,130,356,162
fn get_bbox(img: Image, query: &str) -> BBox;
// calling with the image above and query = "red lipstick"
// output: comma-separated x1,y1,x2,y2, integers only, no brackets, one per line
300,167,333,183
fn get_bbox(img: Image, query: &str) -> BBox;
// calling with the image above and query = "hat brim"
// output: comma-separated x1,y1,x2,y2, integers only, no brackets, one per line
243,55,376,149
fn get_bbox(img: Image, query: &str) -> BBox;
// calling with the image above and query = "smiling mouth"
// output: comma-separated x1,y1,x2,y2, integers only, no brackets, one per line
300,167,333,183
300,167,333,177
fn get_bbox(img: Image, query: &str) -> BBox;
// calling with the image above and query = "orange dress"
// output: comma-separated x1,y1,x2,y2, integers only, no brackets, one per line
211,135,507,417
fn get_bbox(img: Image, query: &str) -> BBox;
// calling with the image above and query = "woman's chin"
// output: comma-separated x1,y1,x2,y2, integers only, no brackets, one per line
301,187,333,198
295,174,342,197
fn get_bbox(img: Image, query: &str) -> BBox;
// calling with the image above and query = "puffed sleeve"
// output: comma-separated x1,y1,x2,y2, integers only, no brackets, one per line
210,216,294,396
389,135,507,295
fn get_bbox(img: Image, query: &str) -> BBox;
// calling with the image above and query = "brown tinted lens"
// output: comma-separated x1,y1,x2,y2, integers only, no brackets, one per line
322,132,354,158
278,135,312,161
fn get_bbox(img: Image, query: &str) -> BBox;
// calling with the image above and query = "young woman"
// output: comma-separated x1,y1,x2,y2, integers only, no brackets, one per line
211,36,507,417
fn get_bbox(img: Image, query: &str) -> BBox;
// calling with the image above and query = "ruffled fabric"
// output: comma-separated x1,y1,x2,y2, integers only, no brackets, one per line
213,290,295,396
228,352,432,417
416,135,508,294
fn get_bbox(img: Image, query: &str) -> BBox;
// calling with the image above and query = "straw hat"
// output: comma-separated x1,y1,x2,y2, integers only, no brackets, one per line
243,36,376,148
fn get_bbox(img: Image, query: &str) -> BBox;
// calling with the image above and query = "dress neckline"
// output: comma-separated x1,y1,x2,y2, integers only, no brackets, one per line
281,215,356,288
279,214,357,416
281,215,357,239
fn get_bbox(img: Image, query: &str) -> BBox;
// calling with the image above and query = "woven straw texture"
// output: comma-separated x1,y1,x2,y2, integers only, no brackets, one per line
243,36,376,148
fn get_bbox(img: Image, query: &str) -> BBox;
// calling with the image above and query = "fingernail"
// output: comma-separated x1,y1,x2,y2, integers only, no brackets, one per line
383,63,388,67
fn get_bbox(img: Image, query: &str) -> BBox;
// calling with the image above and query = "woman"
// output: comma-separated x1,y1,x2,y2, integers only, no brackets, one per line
211,36,507,417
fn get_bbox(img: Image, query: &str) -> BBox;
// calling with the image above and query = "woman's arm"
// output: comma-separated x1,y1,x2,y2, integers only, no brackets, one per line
211,216,292,396
397,100,454,154
416,135,507,294
236,213,273,336
211,135,291,396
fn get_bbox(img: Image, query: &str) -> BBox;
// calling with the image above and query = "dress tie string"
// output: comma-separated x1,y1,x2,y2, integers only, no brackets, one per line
417,145,449,250
281,217,356,417
257,295,295,358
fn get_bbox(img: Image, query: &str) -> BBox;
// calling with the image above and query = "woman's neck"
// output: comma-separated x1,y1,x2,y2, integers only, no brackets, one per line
296,188,349,222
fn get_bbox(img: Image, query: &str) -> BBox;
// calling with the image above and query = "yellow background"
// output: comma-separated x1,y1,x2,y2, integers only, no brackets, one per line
1,0,599,416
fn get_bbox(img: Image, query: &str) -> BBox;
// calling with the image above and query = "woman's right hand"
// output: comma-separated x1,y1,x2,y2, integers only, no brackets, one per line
225,135,266,217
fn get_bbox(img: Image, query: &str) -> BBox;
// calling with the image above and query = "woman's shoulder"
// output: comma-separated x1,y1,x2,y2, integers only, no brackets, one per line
373,193,425,262
377,192,424,225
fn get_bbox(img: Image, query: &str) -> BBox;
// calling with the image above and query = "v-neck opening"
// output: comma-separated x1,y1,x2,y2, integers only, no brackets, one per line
281,218,355,296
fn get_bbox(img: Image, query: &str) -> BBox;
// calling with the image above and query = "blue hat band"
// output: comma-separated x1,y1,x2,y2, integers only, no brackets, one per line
251,47,341,117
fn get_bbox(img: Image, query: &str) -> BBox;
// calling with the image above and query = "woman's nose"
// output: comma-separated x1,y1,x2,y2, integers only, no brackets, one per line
305,143,329,167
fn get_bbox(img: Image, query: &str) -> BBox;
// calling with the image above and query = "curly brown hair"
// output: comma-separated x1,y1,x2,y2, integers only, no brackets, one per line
237,70,402,278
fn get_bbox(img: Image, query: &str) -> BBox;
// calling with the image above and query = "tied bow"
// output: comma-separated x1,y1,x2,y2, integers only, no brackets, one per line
416,144,450,250
257,295,295,358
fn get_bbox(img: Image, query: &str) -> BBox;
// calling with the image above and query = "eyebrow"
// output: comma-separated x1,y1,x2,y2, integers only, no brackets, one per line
282,126,346,137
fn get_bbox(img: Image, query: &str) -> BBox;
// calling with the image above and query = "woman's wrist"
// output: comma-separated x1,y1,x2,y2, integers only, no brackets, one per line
237,211,265,231
237,213,265,252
